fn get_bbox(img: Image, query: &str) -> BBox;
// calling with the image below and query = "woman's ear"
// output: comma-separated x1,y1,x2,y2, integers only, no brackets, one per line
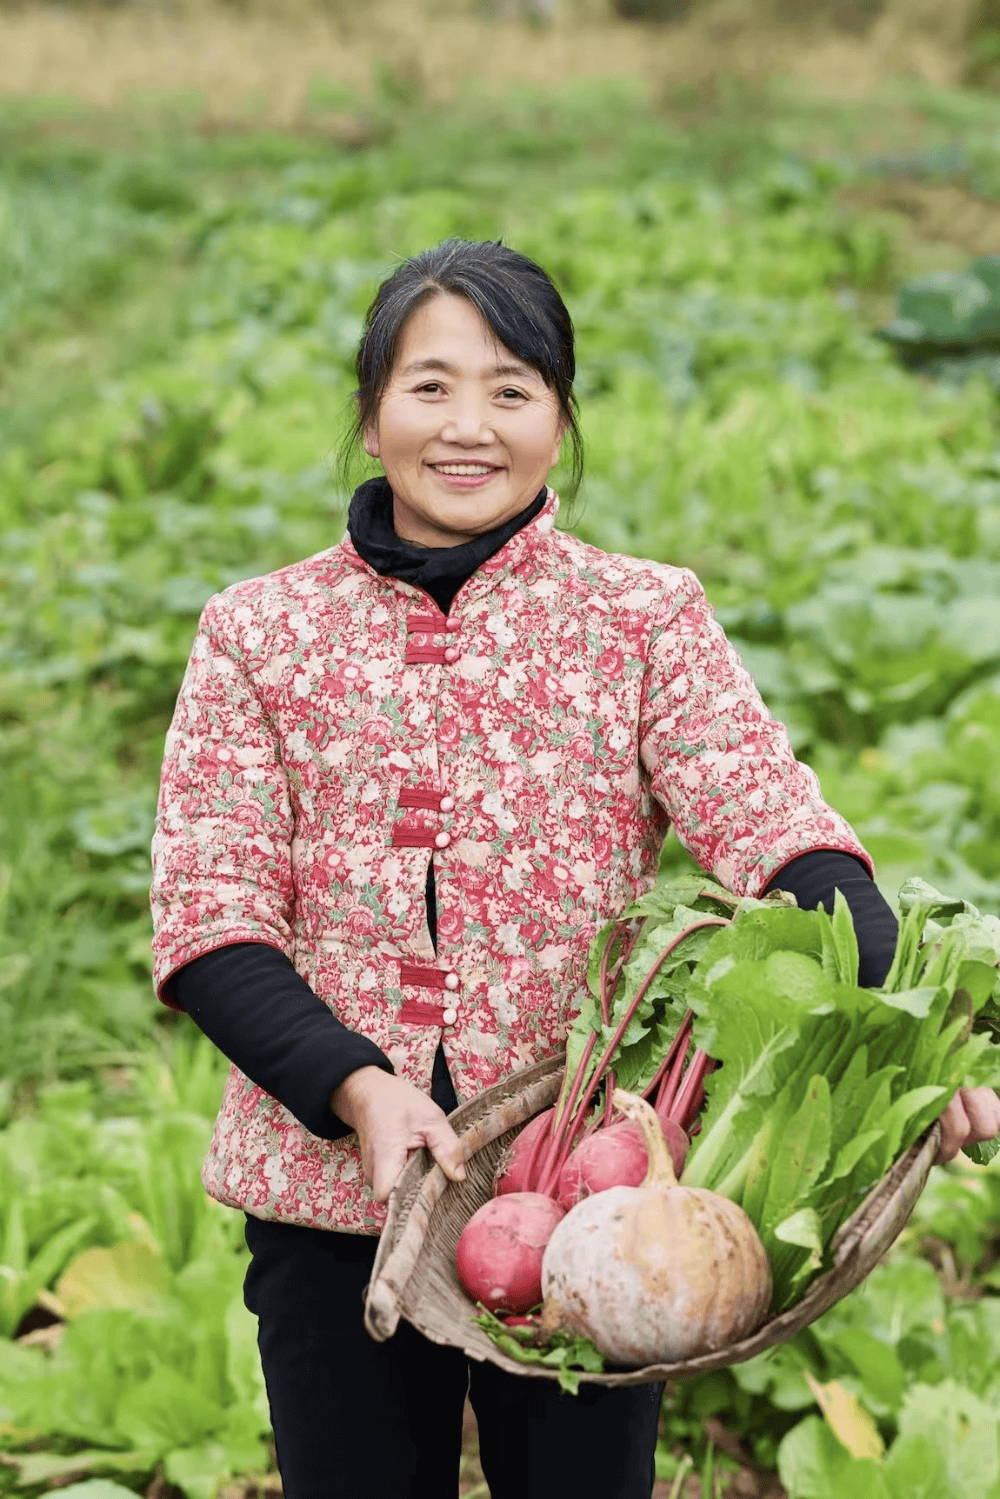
548,418,567,472
363,423,380,460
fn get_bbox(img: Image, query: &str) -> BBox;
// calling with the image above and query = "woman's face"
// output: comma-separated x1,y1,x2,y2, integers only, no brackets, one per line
363,292,565,548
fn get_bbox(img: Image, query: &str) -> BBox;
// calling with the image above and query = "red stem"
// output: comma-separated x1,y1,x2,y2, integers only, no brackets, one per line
522,1108,557,1193
670,1050,717,1132
646,1010,694,1115
536,918,728,1195
653,1036,692,1124
602,1069,617,1127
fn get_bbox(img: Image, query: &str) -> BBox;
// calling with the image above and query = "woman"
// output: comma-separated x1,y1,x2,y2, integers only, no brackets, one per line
151,239,1000,1499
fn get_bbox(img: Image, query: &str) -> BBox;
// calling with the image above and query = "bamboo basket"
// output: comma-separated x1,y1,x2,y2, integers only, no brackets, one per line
364,1053,942,1386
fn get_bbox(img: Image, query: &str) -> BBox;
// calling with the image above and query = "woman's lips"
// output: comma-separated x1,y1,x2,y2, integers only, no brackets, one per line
427,462,503,490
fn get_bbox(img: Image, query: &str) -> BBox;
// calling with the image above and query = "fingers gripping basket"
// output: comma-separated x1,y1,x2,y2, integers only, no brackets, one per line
364,1055,942,1387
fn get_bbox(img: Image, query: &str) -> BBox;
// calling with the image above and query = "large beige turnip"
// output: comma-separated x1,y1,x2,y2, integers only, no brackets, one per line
541,1090,771,1367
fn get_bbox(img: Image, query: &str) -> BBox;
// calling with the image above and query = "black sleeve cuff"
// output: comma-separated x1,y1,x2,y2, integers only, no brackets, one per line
764,851,898,988
173,943,393,1140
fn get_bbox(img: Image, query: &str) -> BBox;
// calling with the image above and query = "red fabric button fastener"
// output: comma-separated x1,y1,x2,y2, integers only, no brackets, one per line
391,826,438,848
442,1007,458,1026
439,795,455,812
407,612,448,633
399,999,446,1026
444,646,460,663
434,831,451,849
444,973,460,991
399,787,447,811
445,616,460,631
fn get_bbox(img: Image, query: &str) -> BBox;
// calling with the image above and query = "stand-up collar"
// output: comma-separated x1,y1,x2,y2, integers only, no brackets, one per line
342,476,558,613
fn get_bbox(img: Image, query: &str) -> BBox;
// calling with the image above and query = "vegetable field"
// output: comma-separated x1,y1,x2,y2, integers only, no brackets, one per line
3,59,1000,1498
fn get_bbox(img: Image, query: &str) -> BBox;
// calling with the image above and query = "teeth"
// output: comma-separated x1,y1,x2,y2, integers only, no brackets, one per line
433,464,495,476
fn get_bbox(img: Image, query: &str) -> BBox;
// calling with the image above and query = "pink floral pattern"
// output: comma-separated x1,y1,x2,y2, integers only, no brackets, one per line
151,493,871,1233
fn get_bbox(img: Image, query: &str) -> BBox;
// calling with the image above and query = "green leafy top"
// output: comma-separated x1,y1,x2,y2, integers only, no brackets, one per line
680,880,1000,1309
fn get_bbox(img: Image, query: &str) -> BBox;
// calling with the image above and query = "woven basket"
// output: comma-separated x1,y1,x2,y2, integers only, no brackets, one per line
364,1054,942,1386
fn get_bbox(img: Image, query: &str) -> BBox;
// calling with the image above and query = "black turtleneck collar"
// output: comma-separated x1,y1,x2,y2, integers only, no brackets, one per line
347,476,547,614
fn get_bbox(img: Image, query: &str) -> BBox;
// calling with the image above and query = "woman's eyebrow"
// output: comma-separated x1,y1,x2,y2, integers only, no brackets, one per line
401,357,537,379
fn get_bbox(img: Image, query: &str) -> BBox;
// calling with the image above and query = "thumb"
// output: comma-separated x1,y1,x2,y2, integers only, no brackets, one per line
422,1118,466,1184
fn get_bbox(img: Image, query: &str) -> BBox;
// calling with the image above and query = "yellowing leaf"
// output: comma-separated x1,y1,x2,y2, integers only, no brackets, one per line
806,1373,884,1460
56,1241,169,1318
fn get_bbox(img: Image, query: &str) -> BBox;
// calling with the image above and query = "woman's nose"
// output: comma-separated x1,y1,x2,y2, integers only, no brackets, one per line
440,399,495,445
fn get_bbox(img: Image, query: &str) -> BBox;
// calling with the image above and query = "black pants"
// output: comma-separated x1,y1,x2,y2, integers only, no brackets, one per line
244,1215,662,1499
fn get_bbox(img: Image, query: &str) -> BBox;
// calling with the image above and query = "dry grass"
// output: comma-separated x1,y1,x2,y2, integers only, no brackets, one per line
0,0,982,125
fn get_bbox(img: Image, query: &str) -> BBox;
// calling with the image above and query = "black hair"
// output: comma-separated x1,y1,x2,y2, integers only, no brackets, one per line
341,238,583,499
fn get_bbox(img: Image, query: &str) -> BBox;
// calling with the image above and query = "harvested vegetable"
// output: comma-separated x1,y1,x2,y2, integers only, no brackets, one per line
473,875,1000,1375
541,1091,772,1367
681,879,1000,1307
455,1192,565,1314
491,879,737,1205
494,1108,555,1197
474,1307,605,1395
556,1115,688,1210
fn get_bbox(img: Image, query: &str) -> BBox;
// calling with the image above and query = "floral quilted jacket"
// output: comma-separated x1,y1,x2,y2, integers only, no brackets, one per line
151,492,871,1233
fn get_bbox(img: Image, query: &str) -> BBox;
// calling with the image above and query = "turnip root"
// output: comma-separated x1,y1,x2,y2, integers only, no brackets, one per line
556,1117,689,1210
456,1192,565,1314
494,1108,554,1196
541,1091,771,1367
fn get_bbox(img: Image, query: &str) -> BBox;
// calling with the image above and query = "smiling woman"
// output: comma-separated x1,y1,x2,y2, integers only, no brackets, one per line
150,237,1000,1499
364,295,564,546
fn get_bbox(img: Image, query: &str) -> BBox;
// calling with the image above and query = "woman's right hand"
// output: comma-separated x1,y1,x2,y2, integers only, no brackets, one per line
330,1066,466,1203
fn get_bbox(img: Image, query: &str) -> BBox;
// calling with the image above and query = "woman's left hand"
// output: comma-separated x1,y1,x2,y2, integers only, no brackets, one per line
934,1087,1000,1164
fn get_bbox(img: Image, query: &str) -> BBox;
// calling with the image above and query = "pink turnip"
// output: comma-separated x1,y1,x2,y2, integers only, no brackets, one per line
455,1192,565,1314
493,1108,554,1196
555,1116,689,1210
541,1091,771,1367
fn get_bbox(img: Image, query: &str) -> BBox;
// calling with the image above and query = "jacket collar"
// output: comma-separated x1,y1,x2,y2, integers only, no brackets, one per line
338,486,561,612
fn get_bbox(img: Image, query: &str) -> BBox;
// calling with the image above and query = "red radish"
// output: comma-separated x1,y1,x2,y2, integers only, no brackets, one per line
556,1116,689,1210
455,1192,565,1314
494,1108,555,1196
541,1092,771,1367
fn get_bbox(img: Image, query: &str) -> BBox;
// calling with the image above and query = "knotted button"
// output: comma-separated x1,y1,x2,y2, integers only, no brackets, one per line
444,646,460,663
445,616,460,631
434,831,451,849
442,1007,458,1026
439,795,455,812
443,973,460,992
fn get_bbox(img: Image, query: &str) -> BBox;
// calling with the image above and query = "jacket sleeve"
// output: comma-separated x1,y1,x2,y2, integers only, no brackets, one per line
638,571,872,898
151,593,297,1001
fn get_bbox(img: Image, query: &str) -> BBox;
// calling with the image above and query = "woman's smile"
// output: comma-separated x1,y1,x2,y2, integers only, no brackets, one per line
427,459,505,489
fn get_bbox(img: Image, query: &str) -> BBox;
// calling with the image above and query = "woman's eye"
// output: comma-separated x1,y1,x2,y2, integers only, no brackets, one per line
416,382,443,394
499,388,526,401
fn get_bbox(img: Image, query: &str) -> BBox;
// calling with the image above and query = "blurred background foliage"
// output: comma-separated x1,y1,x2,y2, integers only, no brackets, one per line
4,2,1000,1495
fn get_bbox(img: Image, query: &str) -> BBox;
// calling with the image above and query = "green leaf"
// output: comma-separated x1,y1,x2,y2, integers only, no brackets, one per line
897,878,970,920
775,1208,824,1265
896,1381,1000,1499
873,986,941,1019
882,1433,952,1499
473,1308,604,1395
115,1366,225,1450
57,1240,169,1318
763,1076,831,1233
818,891,859,986
824,1129,886,1185
0,1450,159,1488
777,1414,852,1497
963,1136,1000,1165
823,1327,906,1413
44,1485,141,1499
